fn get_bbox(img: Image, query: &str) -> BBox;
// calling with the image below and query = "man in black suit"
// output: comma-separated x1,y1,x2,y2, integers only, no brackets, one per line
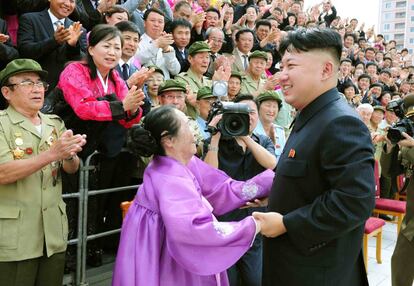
17,0,87,92
171,18,191,73
253,28,375,286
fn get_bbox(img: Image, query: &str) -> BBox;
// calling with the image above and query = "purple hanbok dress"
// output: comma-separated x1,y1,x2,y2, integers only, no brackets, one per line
112,155,274,286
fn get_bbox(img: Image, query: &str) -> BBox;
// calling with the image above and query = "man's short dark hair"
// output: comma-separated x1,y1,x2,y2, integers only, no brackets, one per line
170,19,192,33
233,94,259,109
278,28,342,64
115,21,140,36
384,56,393,62
143,8,165,21
358,73,371,82
344,33,355,41
365,47,375,53
366,62,378,69
235,28,255,41
255,20,271,30
205,7,221,18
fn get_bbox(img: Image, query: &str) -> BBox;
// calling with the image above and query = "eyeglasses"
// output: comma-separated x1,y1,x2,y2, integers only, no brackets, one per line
6,80,49,91
209,38,225,44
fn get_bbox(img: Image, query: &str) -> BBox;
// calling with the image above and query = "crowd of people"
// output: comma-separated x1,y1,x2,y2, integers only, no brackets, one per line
0,0,413,285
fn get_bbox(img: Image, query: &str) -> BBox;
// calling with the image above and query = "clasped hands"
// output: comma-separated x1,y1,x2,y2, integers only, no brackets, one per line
253,211,287,238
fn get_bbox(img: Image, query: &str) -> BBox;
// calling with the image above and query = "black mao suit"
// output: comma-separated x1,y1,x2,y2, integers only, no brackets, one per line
263,88,375,286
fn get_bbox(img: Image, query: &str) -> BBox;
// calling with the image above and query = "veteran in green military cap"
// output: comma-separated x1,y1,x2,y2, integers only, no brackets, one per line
0,58,86,286
175,41,213,119
157,79,188,112
254,90,286,160
240,50,278,97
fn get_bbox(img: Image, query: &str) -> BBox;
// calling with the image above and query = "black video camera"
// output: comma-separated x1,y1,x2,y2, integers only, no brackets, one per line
386,99,414,144
206,100,250,137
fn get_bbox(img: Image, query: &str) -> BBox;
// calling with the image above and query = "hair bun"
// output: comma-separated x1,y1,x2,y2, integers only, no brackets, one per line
127,125,157,157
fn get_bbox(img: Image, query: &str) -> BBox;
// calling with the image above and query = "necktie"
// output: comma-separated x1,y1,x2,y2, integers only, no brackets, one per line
242,55,248,70
94,0,99,9
182,51,186,59
211,53,216,62
122,63,129,80
54,20,63,31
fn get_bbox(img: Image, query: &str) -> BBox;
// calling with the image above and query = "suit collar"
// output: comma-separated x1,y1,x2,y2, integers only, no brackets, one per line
293,87,340,132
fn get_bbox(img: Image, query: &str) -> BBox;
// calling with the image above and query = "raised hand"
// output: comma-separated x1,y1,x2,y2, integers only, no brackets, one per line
49,130,87,160
67,22,83,47
0,33,9,44
54,25,71,45
123,85,145,113
127,67,154,89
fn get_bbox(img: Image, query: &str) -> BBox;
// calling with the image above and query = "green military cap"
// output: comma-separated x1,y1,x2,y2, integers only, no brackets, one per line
0,58,48,87
230,71,243,81
158,79,187,94
146,65,164,77
197,86,217,100
373,105,385,113
188,41,211,56
248,50,268,62
256,90,282,108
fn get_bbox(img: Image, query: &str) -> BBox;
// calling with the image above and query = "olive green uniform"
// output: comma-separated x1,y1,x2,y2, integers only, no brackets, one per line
0,106,68,285
175,68,212,119
381,146,414,286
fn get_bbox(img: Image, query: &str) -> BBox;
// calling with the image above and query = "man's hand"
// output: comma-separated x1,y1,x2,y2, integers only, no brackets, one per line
49,130,87,160
127,67,154,89
252,211,287,238
241,197,269,209
212,63,231,81
67,22,83,47
54,25,71,45
154,32,174,52
0,33,9,44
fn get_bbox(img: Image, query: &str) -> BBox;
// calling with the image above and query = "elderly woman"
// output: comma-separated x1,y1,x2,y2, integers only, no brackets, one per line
254,91,286,162
113,105,274,286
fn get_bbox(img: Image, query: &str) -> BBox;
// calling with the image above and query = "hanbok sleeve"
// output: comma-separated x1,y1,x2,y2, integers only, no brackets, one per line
155,172,257,276
187,156,274,216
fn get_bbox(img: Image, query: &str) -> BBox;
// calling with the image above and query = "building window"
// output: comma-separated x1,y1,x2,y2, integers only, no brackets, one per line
385,12,392,19
395,33,405,40
384,23,390,30
411,27,414,32
384,35,390,41
396,12,406,18
395,22,406,29
410,38,414,44
412,4,414,10
385,2,392,8
396,1,407,8
412,16,414,22
409,49,413,54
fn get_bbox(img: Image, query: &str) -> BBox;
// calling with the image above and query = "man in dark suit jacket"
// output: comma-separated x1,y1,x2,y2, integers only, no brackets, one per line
253,28,375,286
17,0,86,92
170,19,191,73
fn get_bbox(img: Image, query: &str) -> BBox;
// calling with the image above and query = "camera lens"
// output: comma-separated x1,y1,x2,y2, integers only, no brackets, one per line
223,114,246,136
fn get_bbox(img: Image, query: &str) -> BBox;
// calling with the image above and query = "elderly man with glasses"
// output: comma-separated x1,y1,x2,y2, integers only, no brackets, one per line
0,59,86,286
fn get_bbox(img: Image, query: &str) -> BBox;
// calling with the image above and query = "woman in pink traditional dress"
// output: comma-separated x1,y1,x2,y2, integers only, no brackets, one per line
113,105,275,286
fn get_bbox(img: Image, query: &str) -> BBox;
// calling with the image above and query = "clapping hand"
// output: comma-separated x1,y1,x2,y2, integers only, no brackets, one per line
67,22,83,47
49,130,87,161
0,33,9,44
127,67,154,89
123,86,145,113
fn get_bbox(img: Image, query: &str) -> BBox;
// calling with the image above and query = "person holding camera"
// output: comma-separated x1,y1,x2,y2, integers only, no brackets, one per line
203,94,277,286
381,94,414,286
113,105,275,286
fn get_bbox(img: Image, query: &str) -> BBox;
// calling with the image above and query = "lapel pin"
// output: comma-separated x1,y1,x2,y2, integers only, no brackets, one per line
288,149,296,158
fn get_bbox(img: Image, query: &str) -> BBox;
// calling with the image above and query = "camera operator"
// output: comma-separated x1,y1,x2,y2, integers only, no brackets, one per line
381,94,414,286
203,94,276,286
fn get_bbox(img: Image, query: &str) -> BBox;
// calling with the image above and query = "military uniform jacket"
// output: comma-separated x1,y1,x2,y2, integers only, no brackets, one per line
240,73,267,96
175,68,211,120
264,88,375,286
0,106,68,261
